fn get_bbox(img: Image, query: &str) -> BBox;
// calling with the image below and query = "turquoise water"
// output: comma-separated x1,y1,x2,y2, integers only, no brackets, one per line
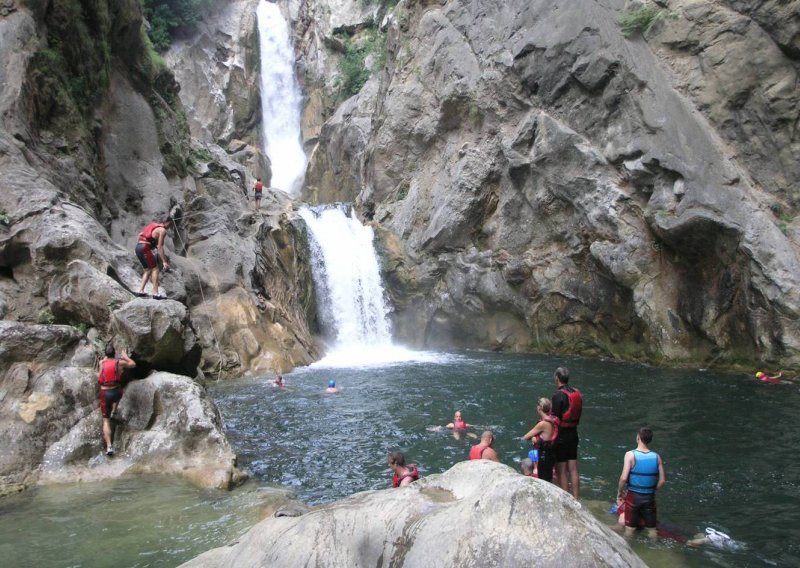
212,351,800,567
1,351,798,567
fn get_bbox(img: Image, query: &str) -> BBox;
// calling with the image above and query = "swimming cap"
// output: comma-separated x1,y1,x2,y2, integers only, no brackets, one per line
328,380,336,387
755,372,765,378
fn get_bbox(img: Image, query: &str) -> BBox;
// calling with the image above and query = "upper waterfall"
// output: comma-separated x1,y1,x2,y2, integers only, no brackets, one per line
256,0,307,195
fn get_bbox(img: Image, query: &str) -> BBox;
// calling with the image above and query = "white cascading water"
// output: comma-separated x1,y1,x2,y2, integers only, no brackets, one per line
256,0,307,195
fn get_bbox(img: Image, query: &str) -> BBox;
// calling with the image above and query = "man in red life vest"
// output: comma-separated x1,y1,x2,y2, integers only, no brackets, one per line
469,430,500,462
98,342,136,456
254,177,264,210
388,451,420,487
551,367,583,498
135,217,174,299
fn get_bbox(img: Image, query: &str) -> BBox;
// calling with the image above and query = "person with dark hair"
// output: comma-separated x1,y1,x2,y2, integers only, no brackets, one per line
272,374,285,387
97,342,136,456
616,427,666,539
253,177,264,210
551,366,583,498
135,216,174,299
469,430,500,462
388,451,419,487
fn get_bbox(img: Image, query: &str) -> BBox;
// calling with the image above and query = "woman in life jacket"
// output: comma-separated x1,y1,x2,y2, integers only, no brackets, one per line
135,216,174,299
388,451,420,488
522,398,560,483
98,342,136,456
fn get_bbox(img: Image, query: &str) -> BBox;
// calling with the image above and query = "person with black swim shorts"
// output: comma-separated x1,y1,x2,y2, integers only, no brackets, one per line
135,217,173,298
97,342,136,456
617,427,666,540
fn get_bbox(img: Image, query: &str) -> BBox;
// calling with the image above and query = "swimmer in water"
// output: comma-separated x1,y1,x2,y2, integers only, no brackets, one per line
325,379,338,394
755,370,784,384
445,411,478,440
272,375,284,387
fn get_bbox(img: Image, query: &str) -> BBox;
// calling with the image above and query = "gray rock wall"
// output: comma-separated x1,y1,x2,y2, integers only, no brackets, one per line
297,0,800,368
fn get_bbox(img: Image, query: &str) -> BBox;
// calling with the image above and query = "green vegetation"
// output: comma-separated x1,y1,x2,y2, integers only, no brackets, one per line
360,0,399,7
142,0,213,52
336,29,387,99
618,5,666,37
37,308,55,325
70,321,90,335
0,209,9,226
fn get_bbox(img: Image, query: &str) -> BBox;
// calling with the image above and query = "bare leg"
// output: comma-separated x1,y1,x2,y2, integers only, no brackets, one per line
567,459,580,499
646,527,658,540
138,268,152,293
556,462,569,492
102,417,113,451
150,267,161,296
624,526,636,538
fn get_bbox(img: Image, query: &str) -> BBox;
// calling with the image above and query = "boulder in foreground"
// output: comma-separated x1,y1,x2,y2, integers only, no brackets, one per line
181,460,644,568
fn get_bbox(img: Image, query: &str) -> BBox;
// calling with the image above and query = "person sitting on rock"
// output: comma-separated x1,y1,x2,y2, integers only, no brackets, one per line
98,342,136,456
135,216,174,299
254,177,264,210
388,451,420,488
469,430,500,462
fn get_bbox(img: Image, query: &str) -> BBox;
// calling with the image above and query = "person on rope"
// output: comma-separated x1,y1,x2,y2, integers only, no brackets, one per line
388,451,420,488
469,430,500,462
254,177,264,210
522,397,559,482
135,216,174,299
616,427,666,540
98,342,136,456
551,366,583,498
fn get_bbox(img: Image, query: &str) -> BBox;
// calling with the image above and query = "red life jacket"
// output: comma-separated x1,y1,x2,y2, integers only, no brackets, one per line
254,181,263,192
392,464,419,487
534,414,560,448
138,223,164,246
98,358,120,387
453,419,467,430
469,443,489,460
560,386,583,428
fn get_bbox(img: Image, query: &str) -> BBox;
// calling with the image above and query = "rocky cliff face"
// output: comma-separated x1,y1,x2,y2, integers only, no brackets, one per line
0,0,318,492
296,0,800,368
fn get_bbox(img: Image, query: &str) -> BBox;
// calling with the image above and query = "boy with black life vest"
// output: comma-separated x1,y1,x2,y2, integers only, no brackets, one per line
254,177,264,209
135,217,174,299
551,366,583,498
98,342,136,456
616,427,666,539
388,451,419,487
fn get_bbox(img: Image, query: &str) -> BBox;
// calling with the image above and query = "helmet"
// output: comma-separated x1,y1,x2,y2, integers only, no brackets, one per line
328,379,336,388
755,372,765,378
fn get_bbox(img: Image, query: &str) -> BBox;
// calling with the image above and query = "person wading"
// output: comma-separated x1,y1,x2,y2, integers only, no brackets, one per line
98,342,136,456
617,427,666,539
551,367,582,498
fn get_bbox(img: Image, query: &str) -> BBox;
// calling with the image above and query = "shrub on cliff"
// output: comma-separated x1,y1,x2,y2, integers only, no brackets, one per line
143,0,213,52
619,5,666,37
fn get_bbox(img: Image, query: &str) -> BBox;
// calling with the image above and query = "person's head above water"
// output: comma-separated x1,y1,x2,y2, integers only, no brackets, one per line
454,411,463,420
328,379,336,388
480,430,494,446
387,450,406,467
755,371,765,378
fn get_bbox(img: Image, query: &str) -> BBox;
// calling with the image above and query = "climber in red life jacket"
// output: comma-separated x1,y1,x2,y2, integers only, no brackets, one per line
253,177,264,210
388,451,420,488
522,397,559,482
551,366,583,498
97,342,136,457
135,216,174,299
469,430,500,462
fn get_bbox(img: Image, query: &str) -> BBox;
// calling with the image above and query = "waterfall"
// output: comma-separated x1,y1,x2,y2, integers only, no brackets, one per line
256,0,307,195
300,205,392,351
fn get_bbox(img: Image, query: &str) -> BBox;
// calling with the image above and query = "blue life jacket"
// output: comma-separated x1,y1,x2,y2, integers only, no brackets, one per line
627,449,659,494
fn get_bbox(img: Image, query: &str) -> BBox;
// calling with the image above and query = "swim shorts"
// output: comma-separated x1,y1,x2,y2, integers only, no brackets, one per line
99,388,123,418
537,442,556,482
254,192,263,199
624,490,657,529
555,427,579,462
135,243,158,269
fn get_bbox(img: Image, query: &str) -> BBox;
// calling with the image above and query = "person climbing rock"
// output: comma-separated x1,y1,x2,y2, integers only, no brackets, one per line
254,177,264,210
135,216,174,299
469,430,500,462
388,451,420,487
98,342,136,456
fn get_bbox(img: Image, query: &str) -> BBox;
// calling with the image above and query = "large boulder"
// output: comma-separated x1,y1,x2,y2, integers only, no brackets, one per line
181,460,644,568
0,321,244,493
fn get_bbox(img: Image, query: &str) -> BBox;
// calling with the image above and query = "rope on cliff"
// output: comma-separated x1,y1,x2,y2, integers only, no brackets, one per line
170,226,226,382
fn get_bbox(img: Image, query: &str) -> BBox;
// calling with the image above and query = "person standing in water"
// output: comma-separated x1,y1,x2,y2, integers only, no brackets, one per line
135,216,174,299
522,398,559,482
97,342,136,456
551,367,582,498
388,451,419,487
253,177,264,210
469,431,500,462
616,427,666,539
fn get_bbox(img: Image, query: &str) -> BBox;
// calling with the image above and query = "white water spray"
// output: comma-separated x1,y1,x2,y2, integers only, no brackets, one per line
257,0,307,195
